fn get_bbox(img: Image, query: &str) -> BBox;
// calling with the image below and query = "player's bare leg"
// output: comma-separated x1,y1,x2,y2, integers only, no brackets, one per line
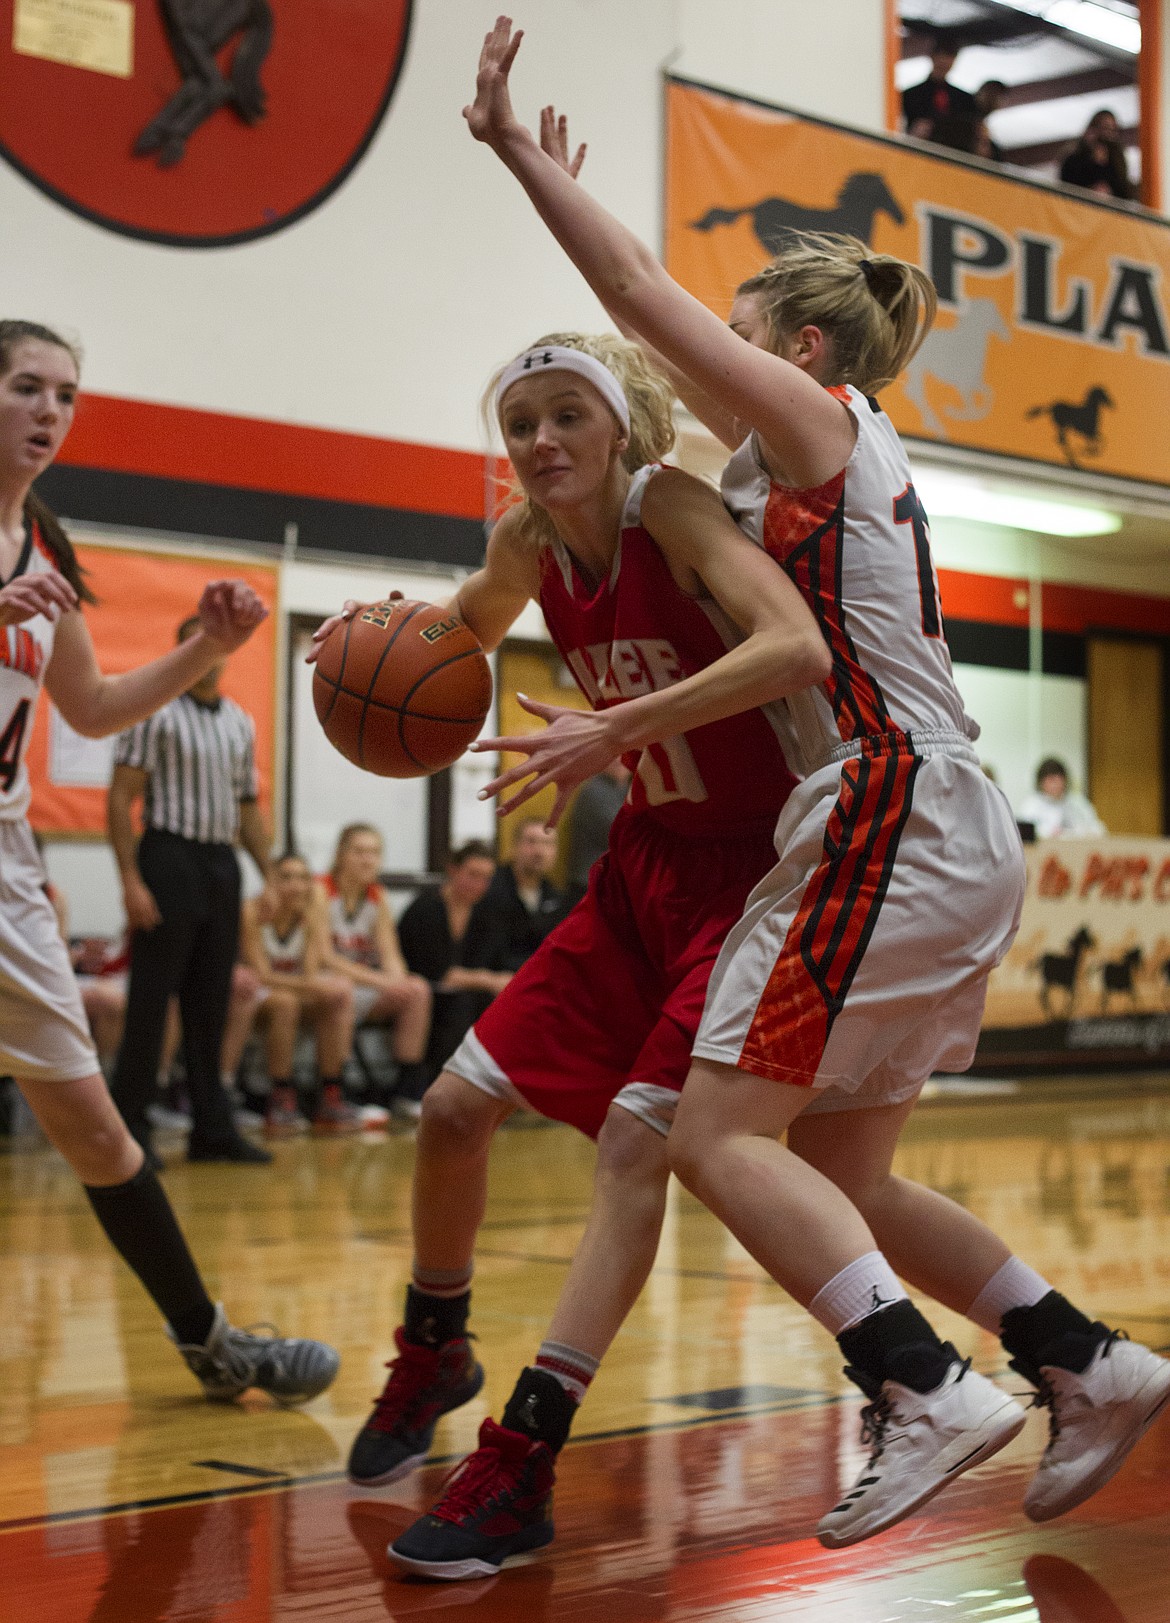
667,1059,1026,1549
366,974,433,1117
347,1070,511,1485
791,1098,1170,1522
304,974,361,1132
261,990,310,1134
388,1101,673,1578
19,1071,338,1401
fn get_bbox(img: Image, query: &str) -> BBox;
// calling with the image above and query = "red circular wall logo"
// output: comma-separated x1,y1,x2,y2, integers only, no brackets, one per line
0,0,413,246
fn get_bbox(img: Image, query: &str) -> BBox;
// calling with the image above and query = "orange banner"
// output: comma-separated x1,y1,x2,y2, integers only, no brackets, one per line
665,78,1170,489
28,545,278,836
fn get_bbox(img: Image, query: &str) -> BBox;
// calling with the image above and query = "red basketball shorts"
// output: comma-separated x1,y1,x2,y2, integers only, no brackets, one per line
446,806,778,1138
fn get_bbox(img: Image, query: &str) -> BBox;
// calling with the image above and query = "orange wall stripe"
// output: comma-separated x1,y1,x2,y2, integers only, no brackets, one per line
937,568,1032,627
60,394,488,521
939,566,1170,637
884,0,901,134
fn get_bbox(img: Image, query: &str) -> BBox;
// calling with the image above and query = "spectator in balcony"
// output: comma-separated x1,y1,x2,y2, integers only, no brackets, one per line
931,111,996,163
901,33,976,141
1060,110,1135,201
1017,757,1106,839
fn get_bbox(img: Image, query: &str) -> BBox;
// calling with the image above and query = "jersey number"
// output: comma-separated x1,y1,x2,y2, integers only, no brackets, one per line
893,484,943,639
637,734,708,807
0,699,31,794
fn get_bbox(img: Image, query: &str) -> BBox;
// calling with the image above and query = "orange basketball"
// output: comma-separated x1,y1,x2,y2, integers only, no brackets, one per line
312,599,493,777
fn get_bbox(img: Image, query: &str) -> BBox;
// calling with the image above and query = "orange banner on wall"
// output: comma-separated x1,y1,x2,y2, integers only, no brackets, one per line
665,78,1170,489
28,545,278,836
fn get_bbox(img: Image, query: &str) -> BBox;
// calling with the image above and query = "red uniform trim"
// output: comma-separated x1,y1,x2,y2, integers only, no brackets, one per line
739,740,921,1083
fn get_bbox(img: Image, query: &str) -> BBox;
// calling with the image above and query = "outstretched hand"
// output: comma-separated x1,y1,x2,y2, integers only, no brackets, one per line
0,571,78,628
473,693,626,825
197,581,268,653
305,591,403,664
463,15,526,150
540,104,586,178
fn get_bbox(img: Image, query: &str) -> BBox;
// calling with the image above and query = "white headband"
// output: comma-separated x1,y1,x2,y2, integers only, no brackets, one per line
495,345,631,434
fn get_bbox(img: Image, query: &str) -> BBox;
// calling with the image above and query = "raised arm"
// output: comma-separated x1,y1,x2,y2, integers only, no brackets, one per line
466,18,855,485
45,581,267,739
477,468,830,822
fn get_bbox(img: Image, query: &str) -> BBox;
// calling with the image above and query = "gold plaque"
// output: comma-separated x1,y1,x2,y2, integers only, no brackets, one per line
14,0,134,79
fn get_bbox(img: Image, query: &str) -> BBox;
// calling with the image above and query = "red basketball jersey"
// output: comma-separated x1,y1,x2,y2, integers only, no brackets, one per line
538,465,797,836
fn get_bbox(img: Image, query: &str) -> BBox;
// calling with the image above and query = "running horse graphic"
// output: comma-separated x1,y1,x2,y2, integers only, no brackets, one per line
903,298,1011,438
1026,387,1115,468
691,173,904,253
135,0,275,168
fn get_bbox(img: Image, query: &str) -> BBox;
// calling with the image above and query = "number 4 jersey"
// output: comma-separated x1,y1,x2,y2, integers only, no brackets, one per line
720,385,978,777
0,522,59,821
537,464,797,837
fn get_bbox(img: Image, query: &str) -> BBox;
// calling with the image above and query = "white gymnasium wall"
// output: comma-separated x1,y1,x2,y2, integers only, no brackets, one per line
0,0,886,454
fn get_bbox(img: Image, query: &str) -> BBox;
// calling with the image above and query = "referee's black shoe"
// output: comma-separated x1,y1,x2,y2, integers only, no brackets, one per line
187,1132,273,1165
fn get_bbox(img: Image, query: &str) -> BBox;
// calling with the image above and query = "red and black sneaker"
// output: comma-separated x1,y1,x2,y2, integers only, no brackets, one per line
347,1327,484,1487
389,1418,556,1579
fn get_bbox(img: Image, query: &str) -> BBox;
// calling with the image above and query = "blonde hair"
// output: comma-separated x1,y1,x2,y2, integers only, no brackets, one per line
738,234,937,394
331,822,382,880
484,332,675,559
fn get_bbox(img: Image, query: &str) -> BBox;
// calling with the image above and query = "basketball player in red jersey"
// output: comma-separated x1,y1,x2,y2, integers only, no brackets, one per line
0,320,339,1404
456,18,1170,1557
310,330,830,1573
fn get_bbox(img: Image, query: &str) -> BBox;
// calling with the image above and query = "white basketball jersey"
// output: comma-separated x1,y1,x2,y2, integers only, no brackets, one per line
0,530,60,822
262,917,307,974
324,877,381,967
720,386,977,778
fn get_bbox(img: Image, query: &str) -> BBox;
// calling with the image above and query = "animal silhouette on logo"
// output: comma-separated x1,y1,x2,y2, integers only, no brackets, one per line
903,298,1011,438
1026,387,1115,468
135,0,274,168
1034,926,1095,1019
1099,946,1143,1013
691,172,904,253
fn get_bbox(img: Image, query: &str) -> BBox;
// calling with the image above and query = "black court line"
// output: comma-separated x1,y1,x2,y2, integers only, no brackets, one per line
0,1391,851,1536
192,1460,292,1480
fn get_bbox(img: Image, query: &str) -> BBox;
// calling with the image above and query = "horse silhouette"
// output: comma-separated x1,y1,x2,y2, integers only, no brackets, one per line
1099,946,1143,1012
1026,386,1114,468
691,173,904,254
1034,926,1095,1019
135,0,274,168
903,299,1011,438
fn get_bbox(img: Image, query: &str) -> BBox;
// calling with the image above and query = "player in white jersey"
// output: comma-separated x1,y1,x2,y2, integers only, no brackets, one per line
463,22,1170,1549
241,850,358,1134
0,319,338,1405
318,823,433,1121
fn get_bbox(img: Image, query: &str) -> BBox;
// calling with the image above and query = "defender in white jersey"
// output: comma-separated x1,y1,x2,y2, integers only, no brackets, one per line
0,319,338,1407
464,19,1170,1554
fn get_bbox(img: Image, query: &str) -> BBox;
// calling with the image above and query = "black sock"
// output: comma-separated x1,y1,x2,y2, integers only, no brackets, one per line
1000,1291,1106,1379
403,1284,471,1349
501,1366,578,1454
837,1300,956,1397
395,1062,429,1103
84,1161,215,1347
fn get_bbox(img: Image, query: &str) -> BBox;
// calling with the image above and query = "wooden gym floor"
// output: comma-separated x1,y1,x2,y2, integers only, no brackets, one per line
2,1077,1168,1621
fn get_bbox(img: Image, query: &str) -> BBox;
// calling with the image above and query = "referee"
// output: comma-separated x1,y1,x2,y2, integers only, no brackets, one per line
109,614,272,1166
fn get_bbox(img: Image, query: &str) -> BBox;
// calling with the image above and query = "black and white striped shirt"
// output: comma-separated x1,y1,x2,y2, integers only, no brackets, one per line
114,694,258,845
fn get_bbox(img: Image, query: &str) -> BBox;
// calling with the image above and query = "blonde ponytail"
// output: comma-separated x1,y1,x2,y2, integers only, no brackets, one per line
739,233,937,394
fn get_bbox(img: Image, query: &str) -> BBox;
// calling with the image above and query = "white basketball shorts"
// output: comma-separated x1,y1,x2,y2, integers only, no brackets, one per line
0,819,99,1082
692,734,1025,1113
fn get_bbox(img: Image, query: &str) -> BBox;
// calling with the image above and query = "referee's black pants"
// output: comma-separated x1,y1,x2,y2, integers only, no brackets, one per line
111,828,241,1147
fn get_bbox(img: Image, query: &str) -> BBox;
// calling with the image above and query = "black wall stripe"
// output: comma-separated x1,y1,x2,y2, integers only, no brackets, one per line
36,465,486,569
945,618,1086,678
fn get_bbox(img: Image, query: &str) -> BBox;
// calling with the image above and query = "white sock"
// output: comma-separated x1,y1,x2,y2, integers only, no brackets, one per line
966,1257,1053,1333
808,1252,908,1337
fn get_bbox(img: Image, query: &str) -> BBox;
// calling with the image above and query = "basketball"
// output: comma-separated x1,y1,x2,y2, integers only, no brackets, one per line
312,598,493,777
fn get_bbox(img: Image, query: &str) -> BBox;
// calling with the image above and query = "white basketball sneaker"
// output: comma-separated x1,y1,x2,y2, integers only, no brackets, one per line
1021,1332,1170,1522
817,1359,1027,1549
